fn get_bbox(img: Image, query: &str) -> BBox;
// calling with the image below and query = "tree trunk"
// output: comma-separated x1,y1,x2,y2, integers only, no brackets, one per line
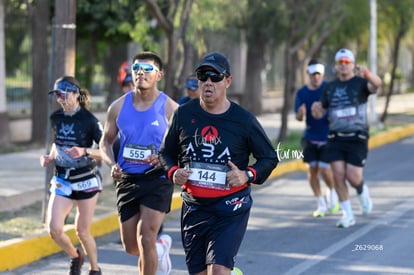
164,30,179,100
243,36,265,114
52,0,76,80
177,42,197,98
278,48,298,143
0,0,10,147
41,0,77,222
411,47,414,87
30,0,50,146
144,0,194,101
380,30,402,123
103,45,128,105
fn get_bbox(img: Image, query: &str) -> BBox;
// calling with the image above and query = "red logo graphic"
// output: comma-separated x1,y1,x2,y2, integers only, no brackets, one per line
201,126,219,142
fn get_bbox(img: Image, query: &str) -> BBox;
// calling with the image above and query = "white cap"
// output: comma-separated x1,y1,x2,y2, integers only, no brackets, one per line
335,48,355,63
307,63,325,75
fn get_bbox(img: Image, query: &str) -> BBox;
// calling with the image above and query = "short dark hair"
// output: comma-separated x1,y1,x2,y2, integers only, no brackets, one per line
132,51,163,71
308,58,322,66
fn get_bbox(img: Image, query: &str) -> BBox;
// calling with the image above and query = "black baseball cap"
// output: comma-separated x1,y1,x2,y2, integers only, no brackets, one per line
196,52,231,76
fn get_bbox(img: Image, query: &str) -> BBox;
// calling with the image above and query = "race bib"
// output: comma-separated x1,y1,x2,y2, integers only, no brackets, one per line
123,144,156,164
335,106,356,118
188,162,229,190
71,176,101,192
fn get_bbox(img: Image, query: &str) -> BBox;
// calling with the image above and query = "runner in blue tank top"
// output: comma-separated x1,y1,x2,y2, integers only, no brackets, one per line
100,52,178,274
294,59,339,218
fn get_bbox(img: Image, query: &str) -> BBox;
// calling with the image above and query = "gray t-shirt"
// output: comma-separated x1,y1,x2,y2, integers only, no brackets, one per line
321,76,370,133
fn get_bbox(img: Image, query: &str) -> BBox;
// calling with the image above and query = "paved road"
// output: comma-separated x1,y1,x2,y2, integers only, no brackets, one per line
7,135,414,275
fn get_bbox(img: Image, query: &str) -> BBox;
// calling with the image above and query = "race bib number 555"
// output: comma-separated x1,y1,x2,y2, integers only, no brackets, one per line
123,144,156,164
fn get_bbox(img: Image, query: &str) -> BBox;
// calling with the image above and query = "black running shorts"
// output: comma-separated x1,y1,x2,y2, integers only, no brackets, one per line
66,189,100,200
324,138,368,167
301,138,330,164
116,172,174,223
181,188,252,274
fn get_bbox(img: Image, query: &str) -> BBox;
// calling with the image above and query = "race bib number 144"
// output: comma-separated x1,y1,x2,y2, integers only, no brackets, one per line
188,162,229,190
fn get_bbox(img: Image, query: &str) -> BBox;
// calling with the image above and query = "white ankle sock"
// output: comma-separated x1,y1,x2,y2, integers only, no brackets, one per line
317,196,327,210
329,189,339,208
340,200,354,218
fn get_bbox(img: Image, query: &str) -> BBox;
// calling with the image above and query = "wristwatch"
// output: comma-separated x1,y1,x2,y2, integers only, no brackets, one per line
245,170,254,183
85,148,91,157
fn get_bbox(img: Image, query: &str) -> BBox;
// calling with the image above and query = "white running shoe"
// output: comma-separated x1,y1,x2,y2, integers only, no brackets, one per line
336,214,356,228
358,185,373,215
156,234,172,275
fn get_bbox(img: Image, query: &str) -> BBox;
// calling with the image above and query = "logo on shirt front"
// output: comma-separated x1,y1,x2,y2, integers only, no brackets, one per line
334,86,347,98
201,126,219,143
186,125,230,165
59,122,75,136
151,120,160,126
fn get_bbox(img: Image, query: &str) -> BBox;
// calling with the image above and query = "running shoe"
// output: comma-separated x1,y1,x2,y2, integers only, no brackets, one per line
89,267,102,275
358,185,373,215
336,214,355,228
329,201,340,214
156,234,172,275
69,249,84,275
312,206,327,217
231,267,244,275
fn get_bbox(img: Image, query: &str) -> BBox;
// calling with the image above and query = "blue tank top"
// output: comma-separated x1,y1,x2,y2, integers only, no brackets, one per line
117,91,168,174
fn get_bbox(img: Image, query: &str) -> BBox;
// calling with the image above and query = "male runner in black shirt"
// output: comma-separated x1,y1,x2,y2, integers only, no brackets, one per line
159,52,278,274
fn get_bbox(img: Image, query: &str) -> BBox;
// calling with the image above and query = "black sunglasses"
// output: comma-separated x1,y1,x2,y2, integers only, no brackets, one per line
196,70,226,83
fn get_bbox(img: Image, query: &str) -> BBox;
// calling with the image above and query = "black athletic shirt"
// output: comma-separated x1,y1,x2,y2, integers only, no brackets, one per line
159,99,278,198
50,108,103,168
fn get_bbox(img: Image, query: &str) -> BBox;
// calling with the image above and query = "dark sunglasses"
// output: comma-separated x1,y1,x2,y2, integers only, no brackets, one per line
132,63,159,73
196,70,226,82
54,90,69,100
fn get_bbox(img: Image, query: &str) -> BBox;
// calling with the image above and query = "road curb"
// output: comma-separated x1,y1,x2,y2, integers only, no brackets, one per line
1,123,413,272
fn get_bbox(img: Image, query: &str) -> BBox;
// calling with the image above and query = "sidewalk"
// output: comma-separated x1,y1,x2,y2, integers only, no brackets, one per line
0,93,413,272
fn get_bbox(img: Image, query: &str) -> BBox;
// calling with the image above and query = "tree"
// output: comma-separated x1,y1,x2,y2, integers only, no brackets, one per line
277,0,346,142
30,0,50,146
144,0,194,99
41,0,77,221
242,0,283,114
76,0,143,104
134,0,235,99
0,0,9,146
4,0,29,76
378,0,414,123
